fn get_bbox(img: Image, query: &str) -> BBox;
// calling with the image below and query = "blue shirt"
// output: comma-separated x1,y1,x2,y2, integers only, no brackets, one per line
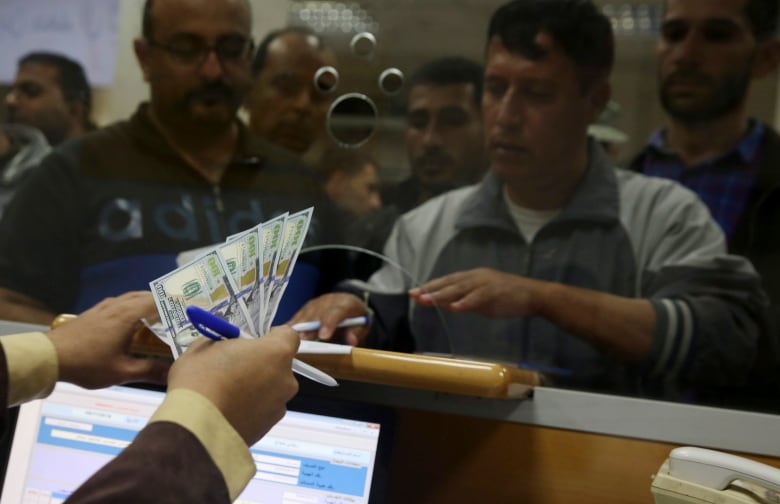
637,120,763,242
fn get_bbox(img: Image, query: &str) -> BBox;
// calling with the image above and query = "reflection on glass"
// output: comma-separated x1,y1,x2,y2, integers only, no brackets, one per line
378,67,404,95
350,32,377,60
314,65,340,94
327,93,377,147
31,0,779,416
297,0,780,416
288,2,379,35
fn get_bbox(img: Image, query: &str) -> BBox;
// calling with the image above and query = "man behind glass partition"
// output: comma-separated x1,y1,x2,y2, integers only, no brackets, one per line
0,52,95,219
321,147,383,223
629,0,780,409
385,56,487,214
0,0,345,325
353,56,488,278
246,27,336,163
5,51,95,147
288,0,770,404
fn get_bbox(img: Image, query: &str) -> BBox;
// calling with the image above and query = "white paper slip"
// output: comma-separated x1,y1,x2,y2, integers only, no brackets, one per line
298,340,353,355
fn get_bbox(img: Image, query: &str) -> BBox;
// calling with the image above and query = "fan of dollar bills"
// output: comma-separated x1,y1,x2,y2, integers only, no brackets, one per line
149,207,313,358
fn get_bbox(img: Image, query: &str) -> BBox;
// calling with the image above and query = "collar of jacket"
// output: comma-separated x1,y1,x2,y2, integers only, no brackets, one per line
126,103,302,171
455,139,620,233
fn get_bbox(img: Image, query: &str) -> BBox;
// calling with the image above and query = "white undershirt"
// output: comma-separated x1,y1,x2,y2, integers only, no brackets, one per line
502,186,561,243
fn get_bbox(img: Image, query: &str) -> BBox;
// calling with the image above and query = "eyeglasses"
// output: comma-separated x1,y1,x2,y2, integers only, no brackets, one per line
146,34,255,67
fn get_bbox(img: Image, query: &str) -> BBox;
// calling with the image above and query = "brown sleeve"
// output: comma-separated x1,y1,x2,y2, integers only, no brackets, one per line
65,421,231,504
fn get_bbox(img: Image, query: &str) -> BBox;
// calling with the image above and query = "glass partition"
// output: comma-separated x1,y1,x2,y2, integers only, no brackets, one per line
1,0,778,416
267,0,779,413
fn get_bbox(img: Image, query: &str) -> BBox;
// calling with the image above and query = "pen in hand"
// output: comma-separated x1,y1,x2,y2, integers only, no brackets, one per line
290,315,371,333
185,306,338,387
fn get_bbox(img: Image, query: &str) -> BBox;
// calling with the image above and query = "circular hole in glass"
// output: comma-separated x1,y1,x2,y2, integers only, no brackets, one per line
314,66,339,94
378,67,404,95
350,32,376,59
327,93,378,148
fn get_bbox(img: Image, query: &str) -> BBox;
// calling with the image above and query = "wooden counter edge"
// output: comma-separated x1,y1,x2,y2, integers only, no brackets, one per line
298,347,543,399
52,314,541,399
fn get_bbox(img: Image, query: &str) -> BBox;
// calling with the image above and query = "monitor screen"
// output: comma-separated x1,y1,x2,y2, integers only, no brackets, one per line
0,382,389,504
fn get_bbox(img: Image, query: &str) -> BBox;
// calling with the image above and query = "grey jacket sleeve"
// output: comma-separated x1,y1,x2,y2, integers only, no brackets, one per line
621,173,769,387
367,188,472,294
367,219,418,294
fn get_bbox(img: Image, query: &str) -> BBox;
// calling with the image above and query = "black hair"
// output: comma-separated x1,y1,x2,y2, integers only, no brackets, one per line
18,51,93,124
252,26,325,76
740,0,777,39
661,0,778,40
408,56,484,108
142,0,253,40
142,0,154,40
487,0,614,90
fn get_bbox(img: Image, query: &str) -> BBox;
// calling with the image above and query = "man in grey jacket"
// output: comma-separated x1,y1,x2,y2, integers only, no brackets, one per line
289,0,770,400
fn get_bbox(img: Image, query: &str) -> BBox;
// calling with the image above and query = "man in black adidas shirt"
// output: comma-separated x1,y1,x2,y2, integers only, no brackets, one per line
0,0,346,325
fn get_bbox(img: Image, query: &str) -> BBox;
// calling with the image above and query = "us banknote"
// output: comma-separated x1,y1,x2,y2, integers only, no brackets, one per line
150,249,251,357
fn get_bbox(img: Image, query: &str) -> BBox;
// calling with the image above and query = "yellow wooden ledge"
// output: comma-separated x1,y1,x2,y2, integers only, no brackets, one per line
298,349,542,399
52,313,542,399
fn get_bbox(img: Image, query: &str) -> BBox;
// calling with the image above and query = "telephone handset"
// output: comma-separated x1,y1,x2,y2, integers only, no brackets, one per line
668,447,780,492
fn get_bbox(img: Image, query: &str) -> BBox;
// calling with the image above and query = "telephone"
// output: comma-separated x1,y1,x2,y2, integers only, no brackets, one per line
652,447,780,504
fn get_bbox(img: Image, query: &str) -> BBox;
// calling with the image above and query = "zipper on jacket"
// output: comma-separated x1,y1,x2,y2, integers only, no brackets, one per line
210,184,231,241
212,184,224,213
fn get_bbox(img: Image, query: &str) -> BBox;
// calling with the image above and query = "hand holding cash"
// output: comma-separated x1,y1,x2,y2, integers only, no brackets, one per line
186,305,337,386
148,208,339,386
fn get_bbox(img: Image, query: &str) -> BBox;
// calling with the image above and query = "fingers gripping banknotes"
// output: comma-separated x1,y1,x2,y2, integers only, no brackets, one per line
149,208,313,358
151,249,253,357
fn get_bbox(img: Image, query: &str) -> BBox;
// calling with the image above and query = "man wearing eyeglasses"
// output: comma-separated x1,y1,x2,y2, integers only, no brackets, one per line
0,0,346,326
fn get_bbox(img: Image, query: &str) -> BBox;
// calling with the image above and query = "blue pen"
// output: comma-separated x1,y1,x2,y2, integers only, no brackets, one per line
291,315,371,333
185,305,338,387
187,305,242,341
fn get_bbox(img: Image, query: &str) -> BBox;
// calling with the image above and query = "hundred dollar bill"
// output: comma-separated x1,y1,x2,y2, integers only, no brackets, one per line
259,213,287,334
263,207,313,334
220,227,263,337
150,249,250,357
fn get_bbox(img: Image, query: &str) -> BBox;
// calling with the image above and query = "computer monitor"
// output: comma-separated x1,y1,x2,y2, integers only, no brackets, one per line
0,382,392,504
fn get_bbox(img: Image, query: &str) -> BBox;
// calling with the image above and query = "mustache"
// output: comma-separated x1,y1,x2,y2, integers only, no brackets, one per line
414,149,455,166
184,81,238,104
662,69,711,87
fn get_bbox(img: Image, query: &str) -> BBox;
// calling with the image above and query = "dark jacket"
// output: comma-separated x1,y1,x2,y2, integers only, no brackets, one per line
0,104,349,317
